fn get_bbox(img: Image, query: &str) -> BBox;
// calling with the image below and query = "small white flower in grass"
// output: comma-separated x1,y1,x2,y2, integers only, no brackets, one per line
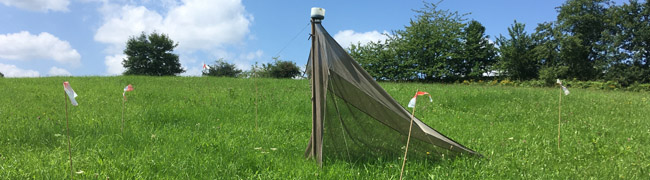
76,170,84,174
254,147,262,150
508,137,514,140
270,148,277,151
261,151,269,154
151,134,156,139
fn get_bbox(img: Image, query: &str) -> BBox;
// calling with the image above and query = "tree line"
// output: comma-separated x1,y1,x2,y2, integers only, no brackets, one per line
116,0,647,84
121,32,301,79
202,57,301,78
349,0,649,86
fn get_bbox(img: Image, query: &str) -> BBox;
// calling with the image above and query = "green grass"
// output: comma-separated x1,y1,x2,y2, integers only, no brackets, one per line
1,76,648,179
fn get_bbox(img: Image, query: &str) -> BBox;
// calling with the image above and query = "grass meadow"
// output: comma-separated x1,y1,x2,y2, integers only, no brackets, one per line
0,76,648,179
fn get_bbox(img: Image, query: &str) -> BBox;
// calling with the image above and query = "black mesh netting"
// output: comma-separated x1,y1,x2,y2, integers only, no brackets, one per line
321,73,453,163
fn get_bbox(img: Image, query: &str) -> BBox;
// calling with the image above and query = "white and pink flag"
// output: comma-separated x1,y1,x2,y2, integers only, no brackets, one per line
63,81,78,106
556,79,570,95
123,84,134,100
407,91,433,108
202,63,208,71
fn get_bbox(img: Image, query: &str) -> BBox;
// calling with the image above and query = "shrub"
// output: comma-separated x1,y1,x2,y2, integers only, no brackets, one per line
203,59,242,77
489,80,498,86
538,66,569,86
627,83,650,92
259,57,301,79
499,79,513,86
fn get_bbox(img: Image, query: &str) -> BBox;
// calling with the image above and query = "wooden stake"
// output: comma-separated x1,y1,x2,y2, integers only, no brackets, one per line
400,90,418,180
121,97,125,135
64,91,74,180
558,88,562,149
254,68,258,131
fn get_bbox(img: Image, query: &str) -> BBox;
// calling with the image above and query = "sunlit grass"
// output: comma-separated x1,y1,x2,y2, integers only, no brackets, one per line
0,76,648,179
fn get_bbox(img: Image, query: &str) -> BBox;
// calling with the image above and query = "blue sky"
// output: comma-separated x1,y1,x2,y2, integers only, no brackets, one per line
0,0,626,77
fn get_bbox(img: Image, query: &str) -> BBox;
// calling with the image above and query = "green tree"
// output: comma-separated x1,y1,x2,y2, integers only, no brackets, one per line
533,22,569,84
350,2,476,82
349,39,407,81
497,20,539,80
533,22,563,67
460,20,497,79
607,0,650,84
122,32,185,76
620,0,650,68
556,0,611,80
260,57,301,78
0,71,3,77
393,2,466,81
603,63,648,86
203,58,242,77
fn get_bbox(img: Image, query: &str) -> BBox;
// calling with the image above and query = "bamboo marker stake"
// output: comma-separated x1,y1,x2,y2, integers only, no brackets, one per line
121,84,134,135
64,91,74,180
558,86,562,149
254,67,259,131
400,90,418,180
122,96,125,135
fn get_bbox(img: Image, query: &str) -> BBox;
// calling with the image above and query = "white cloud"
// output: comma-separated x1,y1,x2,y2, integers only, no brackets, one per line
104,54,126,75
333,30,389,49
94,0,251,52
0,31,81,66
0,0,69,12
94,5,163,50
163,0,252,51
48,66,71,76
94,0,253,74
0,63,39,77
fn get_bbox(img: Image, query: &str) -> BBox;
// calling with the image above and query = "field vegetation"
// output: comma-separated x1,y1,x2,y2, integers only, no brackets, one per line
0,76,648,179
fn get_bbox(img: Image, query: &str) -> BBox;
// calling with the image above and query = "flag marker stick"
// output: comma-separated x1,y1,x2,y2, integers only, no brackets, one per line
64,90,74,179
254,68,259,131
558,87,562,149
400,90,418,180
121,96,125,135
121,84,133,135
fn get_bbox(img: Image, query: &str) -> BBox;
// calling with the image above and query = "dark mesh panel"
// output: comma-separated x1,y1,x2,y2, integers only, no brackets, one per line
321,74,451,163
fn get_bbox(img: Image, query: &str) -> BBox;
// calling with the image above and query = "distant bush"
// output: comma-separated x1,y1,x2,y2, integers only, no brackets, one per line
257,57,301,79
627,83,650,92
538,66,568,86
203,59,242,77
563,80,621,90
603,63,649,87
516,80,546,88
499,79,514,86
489,80,498,86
